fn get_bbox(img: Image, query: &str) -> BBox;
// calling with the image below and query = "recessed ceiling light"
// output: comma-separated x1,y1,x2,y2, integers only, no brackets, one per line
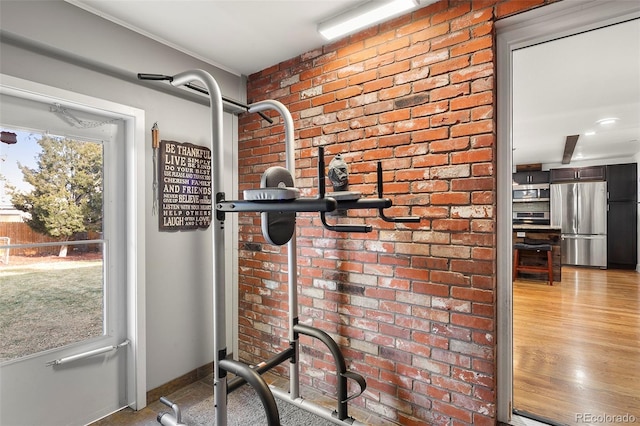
596,117,619,126
584,130,596,136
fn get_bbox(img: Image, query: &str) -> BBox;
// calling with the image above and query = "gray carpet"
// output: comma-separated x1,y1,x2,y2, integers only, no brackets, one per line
183,385,336,426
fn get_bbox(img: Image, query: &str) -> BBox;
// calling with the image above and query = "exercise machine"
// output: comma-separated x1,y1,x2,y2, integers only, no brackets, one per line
139,70,419,426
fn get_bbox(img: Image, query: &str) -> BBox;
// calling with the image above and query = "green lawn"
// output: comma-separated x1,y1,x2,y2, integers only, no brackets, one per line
0,260,103,361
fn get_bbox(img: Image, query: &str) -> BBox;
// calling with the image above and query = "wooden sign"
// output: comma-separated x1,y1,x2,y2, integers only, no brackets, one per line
159,140,212,231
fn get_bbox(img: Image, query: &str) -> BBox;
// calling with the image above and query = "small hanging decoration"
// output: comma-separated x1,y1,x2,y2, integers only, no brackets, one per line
152,122,159,215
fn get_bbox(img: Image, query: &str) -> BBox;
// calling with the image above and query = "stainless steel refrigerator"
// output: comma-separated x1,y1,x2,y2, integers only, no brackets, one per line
550,181,607,268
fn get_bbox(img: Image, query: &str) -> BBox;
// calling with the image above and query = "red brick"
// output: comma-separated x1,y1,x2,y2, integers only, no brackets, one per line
451,35,493,57
350,46,379,64
364,51,395,71
451,313,494,331
431,111,471,127
450,92,493,111
323,99,349,114
412,127,450,143
395,66,430,85
432,377,473,400
451,287,493,303
379,60,412,78
431,30,471,52
336,86,363,100
413,154,449,167
380,109,411,124
471,49,494,66
472,21,494,38
431,192,470,205
432,2,472,25
451,9,494,31
363,76,394,93
431,401,473,423
349,69,378,85
430,83,470,102
311,93,335,107
379,84,412,101
430,137,470,153
451,120,494,137
432,219,470,232
451,148,493,164
323,79,347,93
496,0,545,18
412,100,449,117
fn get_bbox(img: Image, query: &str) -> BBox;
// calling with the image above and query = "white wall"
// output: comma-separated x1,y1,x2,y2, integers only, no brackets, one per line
0,0,242,392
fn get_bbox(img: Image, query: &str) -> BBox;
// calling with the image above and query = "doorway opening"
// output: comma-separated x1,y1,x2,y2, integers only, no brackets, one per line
496,3,640,425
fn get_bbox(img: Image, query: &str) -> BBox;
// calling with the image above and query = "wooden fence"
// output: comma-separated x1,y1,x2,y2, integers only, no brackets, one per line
0,222,101,257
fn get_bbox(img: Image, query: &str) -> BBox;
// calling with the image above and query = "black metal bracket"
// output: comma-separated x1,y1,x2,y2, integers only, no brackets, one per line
318,146,373,233
316,146,421,232
376,161,421,223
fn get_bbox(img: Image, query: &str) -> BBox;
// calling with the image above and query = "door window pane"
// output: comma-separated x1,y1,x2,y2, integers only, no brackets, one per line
0,129,105,362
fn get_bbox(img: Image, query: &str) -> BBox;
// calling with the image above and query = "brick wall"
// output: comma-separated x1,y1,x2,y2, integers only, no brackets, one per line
238,0,552,424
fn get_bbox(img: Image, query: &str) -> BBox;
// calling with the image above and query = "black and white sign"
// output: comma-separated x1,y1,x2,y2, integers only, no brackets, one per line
159,140,212,231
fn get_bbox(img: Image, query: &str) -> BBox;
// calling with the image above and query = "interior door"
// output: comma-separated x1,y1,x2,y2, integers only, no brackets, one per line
0,90,129,425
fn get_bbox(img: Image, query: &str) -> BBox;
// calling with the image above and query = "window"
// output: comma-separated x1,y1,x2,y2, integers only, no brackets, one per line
1,129,106,361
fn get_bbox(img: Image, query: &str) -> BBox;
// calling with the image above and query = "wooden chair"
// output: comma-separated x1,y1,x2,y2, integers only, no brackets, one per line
513,243,553,285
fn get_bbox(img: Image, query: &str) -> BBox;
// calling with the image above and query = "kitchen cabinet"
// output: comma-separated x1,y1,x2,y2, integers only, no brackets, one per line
513,170,550,185
607,163,637,201
550,165,606,182
606,163,637,269
607,202,637,269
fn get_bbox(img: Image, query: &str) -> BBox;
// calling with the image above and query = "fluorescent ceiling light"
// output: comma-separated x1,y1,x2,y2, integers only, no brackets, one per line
318,0,419,41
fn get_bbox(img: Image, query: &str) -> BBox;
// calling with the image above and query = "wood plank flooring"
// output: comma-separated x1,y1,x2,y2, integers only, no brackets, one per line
513,267,640,425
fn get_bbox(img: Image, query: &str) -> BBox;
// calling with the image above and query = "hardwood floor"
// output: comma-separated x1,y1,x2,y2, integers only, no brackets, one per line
513,267,640,425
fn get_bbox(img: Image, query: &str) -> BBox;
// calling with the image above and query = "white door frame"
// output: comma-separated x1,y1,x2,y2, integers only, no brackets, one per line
0,74,146,414
495,2,640,423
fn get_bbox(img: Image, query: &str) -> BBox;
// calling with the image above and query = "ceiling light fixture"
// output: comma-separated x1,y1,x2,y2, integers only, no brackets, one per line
584,130,596,136
318,0,420,41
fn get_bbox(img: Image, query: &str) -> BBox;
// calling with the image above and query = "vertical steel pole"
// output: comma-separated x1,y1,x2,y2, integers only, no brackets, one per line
248,100,299,399
171,70,226,426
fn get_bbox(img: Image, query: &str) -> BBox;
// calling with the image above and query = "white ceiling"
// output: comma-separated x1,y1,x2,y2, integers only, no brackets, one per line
513,19,640,167
67,1,640,167
67,0,366,76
